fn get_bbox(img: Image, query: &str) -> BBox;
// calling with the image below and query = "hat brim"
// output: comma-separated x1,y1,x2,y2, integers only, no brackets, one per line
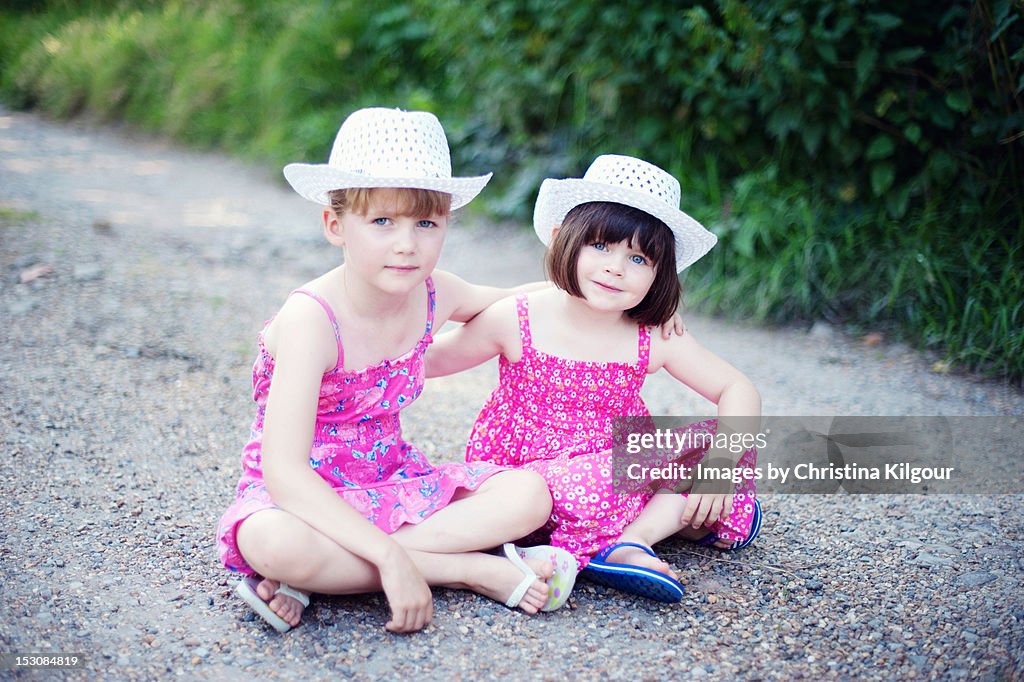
533,178,717,272
283,163,492,211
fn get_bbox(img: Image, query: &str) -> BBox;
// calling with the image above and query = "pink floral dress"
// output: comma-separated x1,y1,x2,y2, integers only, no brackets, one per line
217,278,506,575
466,294,758,567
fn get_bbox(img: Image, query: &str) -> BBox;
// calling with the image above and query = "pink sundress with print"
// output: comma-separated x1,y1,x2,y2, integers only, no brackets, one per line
217,277,506,575
465,294,758,568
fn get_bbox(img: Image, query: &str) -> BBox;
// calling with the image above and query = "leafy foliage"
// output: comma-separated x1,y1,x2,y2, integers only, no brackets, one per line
424,0,1021,222
0,0,1021,381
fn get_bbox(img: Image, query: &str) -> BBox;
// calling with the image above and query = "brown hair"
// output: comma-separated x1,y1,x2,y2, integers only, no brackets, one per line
545,202,680,327
328,187,452,217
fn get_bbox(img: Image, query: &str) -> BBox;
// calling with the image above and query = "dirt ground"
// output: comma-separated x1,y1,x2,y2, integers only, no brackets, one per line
2,107,1022,680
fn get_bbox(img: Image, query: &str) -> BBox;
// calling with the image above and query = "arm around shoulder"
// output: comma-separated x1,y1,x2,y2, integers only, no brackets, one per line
424,294,520,378
431,268,547,324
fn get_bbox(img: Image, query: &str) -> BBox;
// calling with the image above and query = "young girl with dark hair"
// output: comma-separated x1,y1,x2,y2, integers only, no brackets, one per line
427,155,764,603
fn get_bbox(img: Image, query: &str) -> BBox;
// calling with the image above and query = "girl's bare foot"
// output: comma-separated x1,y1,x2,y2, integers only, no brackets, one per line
467,554,553,614
256,578,308,627
602,542,678,579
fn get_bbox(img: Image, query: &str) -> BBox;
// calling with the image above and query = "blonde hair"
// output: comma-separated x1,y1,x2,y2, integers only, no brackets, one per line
328,187,452,217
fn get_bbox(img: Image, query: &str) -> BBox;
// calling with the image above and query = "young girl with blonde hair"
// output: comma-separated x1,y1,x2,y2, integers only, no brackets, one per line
216,108,577,633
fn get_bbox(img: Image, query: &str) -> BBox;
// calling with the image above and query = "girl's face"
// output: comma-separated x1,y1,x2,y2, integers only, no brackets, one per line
574,238,657,313
326,188,448,295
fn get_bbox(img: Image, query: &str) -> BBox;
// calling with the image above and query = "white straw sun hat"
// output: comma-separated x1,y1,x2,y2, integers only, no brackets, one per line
533,154,717,271
283,107,492,210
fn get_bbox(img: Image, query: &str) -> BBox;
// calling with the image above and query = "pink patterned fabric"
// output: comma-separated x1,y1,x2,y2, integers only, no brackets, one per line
218,278,506,575
466,294,757,567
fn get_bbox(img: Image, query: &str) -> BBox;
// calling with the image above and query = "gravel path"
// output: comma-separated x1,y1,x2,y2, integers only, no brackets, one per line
2,107,1022,680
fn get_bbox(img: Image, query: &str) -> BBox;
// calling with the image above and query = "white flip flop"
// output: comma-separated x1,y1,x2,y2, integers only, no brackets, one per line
502,543,580,612
516,544,579,612
235,577,310,633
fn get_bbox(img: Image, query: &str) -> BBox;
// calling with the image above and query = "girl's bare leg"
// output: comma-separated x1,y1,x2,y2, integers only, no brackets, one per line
234,469,555,627
611,493,732,577
602,493,686,578
391,469,553,553
673,525,734,548
236,509,554,627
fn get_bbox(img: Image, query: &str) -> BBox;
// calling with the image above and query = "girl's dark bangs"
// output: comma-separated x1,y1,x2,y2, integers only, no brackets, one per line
566,201,674,268
590,204,638,245
595,204,672,265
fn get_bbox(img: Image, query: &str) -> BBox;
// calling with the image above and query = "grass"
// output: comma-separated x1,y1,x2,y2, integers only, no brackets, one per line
683,165,1024,382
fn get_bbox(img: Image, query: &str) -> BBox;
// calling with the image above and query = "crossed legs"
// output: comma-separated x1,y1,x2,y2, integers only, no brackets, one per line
235,470,555,627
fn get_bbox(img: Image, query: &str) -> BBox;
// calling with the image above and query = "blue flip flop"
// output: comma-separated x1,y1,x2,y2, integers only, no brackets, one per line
580,542,684,603
695,498,763,550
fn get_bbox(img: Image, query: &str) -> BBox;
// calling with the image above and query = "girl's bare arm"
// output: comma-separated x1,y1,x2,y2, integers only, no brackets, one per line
259,297,432,629
652,331,761,527
430,269,547,324
425,295,519,378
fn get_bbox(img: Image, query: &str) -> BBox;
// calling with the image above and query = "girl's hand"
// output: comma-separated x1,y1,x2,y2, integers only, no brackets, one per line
658,312,686,339
377,547,433,633
680,493,734,529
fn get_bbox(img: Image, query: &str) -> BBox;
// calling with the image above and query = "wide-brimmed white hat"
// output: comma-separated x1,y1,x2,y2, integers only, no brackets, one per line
283,107,491,209
533,154,717,271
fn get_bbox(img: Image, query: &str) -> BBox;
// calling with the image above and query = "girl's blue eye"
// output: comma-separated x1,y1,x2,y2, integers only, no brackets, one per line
373,217,390,225
592,242,607,251
417,219,437,228
630,254,648,265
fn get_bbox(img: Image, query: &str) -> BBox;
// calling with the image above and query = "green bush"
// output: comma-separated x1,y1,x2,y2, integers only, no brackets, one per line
424,0,1021,222
421,0,1024,382
684,166,1024,379
1,1,443,163
0,0,1020,382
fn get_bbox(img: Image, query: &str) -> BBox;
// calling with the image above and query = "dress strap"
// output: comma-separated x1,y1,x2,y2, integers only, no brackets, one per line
637,324,651,372
515,294,532,347
424,276,436,336
290,288,344,369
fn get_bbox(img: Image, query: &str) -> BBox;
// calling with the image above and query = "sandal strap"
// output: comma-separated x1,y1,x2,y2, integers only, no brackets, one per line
275,583,310,608
502,543,538,608
235,578,291,633
592,541,656,563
